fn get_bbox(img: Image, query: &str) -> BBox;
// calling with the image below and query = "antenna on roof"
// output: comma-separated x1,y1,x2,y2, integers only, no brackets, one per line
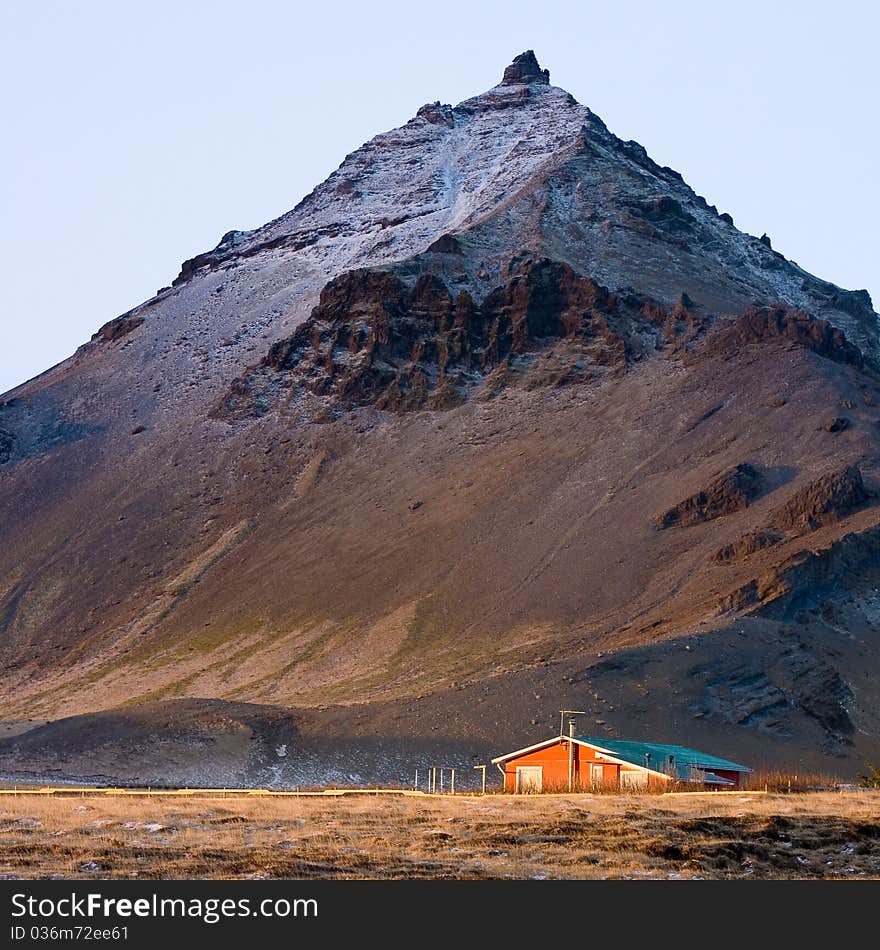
559,709,587,793
559,709,587,737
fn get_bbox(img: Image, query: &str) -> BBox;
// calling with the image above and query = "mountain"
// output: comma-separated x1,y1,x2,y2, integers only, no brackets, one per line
1,51,879,785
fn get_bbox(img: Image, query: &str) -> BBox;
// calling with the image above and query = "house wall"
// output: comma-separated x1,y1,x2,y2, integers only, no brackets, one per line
709,768,746,789
500,740,662,792
501,741,570,792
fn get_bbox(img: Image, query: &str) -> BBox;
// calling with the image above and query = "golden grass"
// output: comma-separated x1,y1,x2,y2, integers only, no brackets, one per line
746,769,849,792
1,790,878,880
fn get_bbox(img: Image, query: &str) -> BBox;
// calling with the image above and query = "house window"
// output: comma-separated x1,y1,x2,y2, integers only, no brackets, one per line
515,766,543,793
620,770,648,789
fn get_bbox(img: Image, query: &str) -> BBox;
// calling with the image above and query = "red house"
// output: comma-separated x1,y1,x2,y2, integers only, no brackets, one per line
492,735,751,792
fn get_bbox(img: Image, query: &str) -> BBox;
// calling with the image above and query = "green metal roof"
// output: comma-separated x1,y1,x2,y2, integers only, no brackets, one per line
576,737,751,781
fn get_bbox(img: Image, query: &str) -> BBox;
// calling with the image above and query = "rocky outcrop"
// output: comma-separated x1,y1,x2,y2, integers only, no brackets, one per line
702,304,865,368
217,259,640,419
416,102,454,127
218,269,872,428
718,517,880,621
802,280,877,341
173,230,249,287
771,466,871,532
695,653,853,749
655,464,761,529
711,529,782,564
172,226,349,287
712,466,873,598
620,194,696,239
501,50,550,85
787,652,854,743
425,234,462,255
699,668,790,735
91,313,144,344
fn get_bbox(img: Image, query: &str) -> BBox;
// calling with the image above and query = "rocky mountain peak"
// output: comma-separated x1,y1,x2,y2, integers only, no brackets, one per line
501,50,550,85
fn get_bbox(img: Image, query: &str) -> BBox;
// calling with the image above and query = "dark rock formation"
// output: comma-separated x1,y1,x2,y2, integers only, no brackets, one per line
217,259,638,419
719,518,880,623
425,234,463,255
501,51,550,85
172,223,351,287
699,667,789,734
788,652,854,743
703,304,865,368
655,464,761,529
0,428,13,465
694,651,854,750
716,580,761,614
173,229,250,287
711,529,782,564
622,194,695,236
416,101,454,127
771,466,870,533
91,313,145,344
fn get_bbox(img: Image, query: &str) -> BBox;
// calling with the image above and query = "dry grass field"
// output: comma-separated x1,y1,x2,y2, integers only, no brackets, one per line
1,790,879,880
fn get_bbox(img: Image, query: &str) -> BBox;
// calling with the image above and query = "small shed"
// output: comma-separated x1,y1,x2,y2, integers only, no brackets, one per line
491,735,751,792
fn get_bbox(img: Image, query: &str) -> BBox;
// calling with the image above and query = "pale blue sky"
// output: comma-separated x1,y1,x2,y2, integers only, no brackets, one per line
1,0,877,394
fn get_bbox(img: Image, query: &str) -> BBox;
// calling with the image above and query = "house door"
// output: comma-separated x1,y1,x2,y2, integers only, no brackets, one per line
515,766,543,793
590,764,604,788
